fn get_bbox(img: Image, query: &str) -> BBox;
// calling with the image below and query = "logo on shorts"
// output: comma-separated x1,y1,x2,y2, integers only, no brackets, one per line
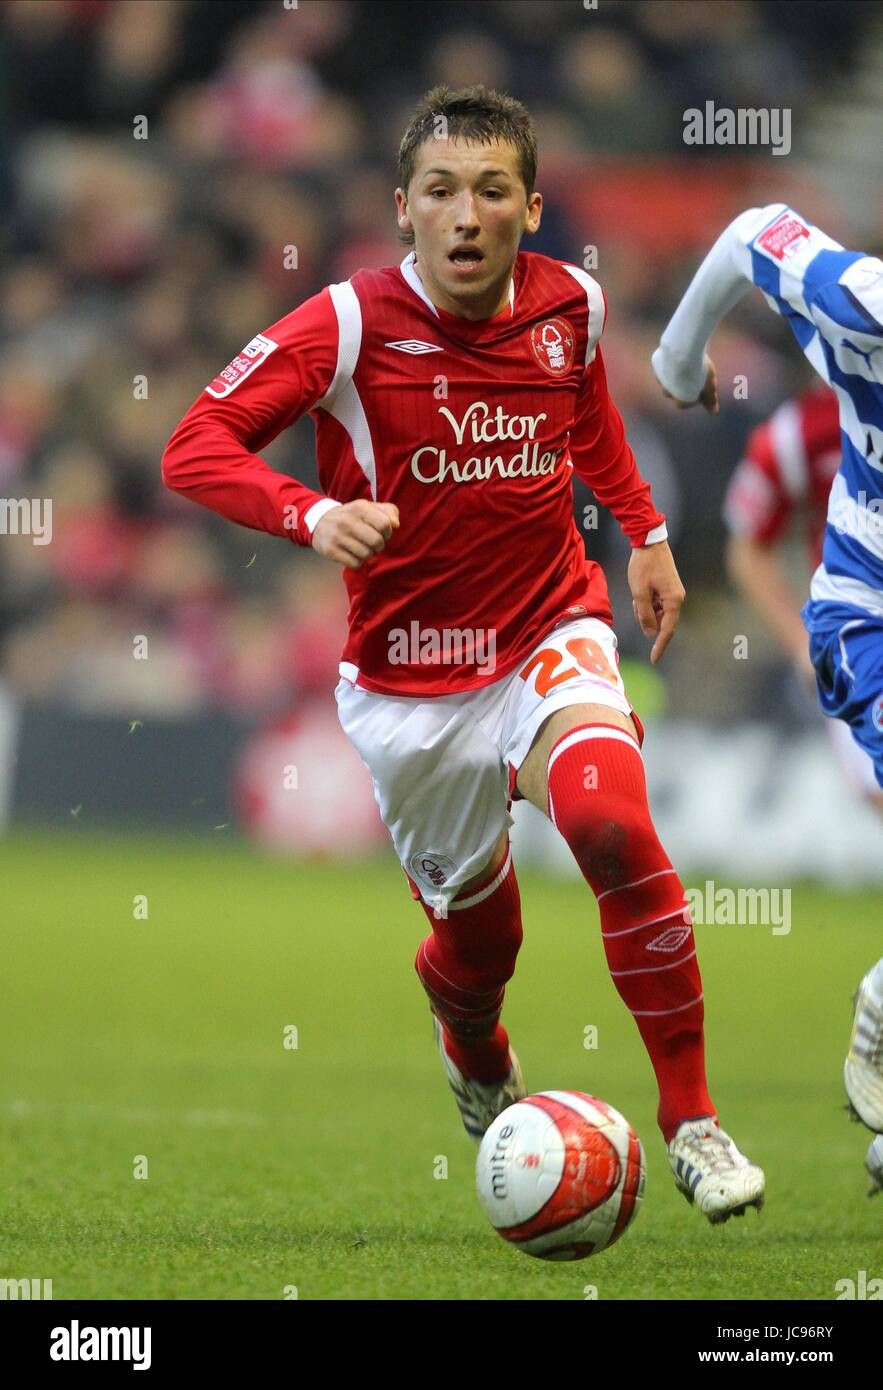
529,318,575,376
872,695,883,733
410,852,457,888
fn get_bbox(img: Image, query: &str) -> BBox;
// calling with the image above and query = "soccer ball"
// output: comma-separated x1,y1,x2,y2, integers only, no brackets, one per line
475,1090,645,1260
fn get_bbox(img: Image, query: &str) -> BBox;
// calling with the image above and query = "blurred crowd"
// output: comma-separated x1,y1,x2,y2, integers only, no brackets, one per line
0,0,879,724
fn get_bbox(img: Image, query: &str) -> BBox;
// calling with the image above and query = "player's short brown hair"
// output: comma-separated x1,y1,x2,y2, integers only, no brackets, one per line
397,84,537,246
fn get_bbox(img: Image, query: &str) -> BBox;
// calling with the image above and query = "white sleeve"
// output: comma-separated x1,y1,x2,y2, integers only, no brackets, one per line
651,204,791,402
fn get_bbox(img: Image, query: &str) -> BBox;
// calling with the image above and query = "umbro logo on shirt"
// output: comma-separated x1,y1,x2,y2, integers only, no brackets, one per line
385,339,444,355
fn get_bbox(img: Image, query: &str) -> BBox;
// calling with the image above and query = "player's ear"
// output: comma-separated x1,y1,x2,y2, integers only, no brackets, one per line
395,187,412,234
524,191,542,236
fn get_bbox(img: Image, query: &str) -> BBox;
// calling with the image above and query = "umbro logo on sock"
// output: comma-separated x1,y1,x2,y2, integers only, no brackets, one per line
646,926,692,953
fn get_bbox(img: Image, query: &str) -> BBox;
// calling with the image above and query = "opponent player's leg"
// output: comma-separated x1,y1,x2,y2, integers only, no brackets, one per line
837,717,883,1139
826,716,883,818
806,616,883,1142
846,957,883,1135
517,700,764,1224
835,756,883,1140
866,1134,883,1197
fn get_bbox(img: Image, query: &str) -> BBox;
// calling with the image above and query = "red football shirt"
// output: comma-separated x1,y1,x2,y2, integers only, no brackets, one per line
162,249,666,695
723,383,842,568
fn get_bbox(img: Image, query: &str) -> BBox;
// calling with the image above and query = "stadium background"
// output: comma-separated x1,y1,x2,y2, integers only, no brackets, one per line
2,0,882,875
2,0,882,1302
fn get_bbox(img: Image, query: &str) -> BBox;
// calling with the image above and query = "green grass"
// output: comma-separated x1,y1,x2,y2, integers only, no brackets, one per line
1,826,880,1300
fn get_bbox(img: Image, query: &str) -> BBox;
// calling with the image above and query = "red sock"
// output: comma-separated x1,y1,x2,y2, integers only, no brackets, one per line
547,723,715,1141
414,842,522,1083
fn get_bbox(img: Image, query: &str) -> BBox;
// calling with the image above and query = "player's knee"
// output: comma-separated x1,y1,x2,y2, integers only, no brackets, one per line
417,859,523,990
454,830,509,898
554,790,663,894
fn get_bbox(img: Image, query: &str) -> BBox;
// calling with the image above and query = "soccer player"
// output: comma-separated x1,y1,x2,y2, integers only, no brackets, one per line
652,203,883,1191
163,85,764,1223
724,380,883,813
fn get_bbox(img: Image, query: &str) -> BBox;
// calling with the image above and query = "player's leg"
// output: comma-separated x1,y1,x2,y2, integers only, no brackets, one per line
412,828,529,1141
499,616,763,1222
866,1133,883,1197
516,700,713,1138
334,678,526,1141
412,824,515,1081
517,698,764,1222
846,958,883,1134
806,614,883,1138
825,715,883,818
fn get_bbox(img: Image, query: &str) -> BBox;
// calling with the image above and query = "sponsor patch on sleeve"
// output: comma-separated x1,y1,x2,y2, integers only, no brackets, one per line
755,210,811,262
205,333,279,398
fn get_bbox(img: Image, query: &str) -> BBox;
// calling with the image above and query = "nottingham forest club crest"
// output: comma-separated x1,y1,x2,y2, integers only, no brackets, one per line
529,317,575,377
409,851,457,889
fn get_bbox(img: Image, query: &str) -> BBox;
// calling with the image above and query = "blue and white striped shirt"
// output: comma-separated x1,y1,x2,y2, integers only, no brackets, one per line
653,203,883,621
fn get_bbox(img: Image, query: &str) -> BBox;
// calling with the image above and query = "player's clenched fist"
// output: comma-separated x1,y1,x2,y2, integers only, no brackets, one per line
311,499,400,569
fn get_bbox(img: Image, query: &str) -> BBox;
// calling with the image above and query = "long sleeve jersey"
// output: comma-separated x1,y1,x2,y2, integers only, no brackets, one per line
652,204,883,625
163,248,667,694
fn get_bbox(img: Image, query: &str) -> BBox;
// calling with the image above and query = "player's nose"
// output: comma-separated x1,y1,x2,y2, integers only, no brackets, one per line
452,193,481,231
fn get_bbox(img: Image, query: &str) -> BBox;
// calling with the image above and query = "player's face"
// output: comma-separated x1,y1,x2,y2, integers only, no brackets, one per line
396,137,542,320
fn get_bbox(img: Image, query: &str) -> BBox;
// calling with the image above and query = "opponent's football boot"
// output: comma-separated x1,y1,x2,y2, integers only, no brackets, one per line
845,959,883,1133
865,1135,883,1197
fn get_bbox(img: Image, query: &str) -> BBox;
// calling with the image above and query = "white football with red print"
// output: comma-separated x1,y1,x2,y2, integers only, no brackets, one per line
475,1090,646,1261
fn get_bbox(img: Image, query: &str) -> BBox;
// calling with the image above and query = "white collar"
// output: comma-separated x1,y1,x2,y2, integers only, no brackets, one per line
399,251,515,319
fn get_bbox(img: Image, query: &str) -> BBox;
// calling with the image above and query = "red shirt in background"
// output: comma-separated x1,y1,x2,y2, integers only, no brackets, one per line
723,383,842,567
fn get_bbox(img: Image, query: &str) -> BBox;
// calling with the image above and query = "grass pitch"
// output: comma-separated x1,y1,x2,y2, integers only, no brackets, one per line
2,826,880,1300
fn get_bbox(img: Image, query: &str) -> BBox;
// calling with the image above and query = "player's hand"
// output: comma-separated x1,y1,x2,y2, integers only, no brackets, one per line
628,539,686,664
661,356,720,414
312,500,400,570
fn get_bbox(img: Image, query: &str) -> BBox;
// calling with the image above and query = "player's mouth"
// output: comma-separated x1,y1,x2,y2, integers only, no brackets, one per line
448,246,485,274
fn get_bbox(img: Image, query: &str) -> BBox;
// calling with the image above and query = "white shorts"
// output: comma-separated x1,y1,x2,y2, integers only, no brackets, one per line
334,616,639,909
